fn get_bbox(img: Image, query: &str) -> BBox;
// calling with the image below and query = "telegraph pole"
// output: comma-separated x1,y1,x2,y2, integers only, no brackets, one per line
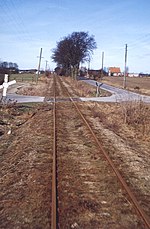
45,60,48,76
45,60,48,71
36,48,44,83
87,57,90,77
101,51,104,79
123,44,128,89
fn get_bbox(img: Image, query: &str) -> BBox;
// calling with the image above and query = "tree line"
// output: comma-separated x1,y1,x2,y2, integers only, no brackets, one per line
52,31,97,79
0,61,19,74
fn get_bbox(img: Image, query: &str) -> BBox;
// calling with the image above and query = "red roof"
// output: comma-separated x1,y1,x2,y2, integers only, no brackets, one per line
109,67,121,73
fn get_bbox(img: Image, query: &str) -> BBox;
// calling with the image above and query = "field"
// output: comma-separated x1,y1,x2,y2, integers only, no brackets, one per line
10,73,40,82
9,74,150,96
101,76,150,95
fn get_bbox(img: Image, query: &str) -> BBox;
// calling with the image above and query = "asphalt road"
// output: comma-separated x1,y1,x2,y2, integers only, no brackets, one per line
80,79,150,103
0,79,150,103
0,93,45,103
0,82,45,103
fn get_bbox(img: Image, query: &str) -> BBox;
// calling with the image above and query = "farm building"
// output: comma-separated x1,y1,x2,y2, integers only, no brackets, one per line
87,69,108,79
128,73,139,77
108,67,121,76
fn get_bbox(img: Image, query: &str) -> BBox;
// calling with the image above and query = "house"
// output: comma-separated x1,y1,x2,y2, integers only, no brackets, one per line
19,69,37,74
108,67,121,76
128,73,139,77
87,69,108,79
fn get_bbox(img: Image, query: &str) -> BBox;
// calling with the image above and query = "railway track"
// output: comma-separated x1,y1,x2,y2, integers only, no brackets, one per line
50,75,150,228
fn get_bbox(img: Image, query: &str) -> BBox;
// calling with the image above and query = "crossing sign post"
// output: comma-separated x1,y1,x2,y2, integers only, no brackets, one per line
0,74,16,102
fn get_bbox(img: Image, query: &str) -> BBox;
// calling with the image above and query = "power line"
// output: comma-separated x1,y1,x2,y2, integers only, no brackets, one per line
9,0,33,41
0,0,33,44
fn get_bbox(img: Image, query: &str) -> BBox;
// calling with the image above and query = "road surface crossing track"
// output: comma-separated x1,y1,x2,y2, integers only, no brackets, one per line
51,75,150,229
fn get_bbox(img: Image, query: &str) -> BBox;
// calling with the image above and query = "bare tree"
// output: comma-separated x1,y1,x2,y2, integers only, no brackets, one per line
52,31,97,79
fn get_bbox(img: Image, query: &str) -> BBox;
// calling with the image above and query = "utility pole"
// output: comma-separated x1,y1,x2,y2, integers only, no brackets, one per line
87,57,90,77
45,60,48,71
36,48,44,83
123,44,128,89
45,60,48,76
101,51,104,79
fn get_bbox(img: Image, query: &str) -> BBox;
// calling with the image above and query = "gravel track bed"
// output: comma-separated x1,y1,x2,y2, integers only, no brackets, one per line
56,100,145,228
1,76,149,228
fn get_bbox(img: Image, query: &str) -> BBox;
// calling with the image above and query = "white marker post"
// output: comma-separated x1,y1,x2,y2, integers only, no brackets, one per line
96,82,103,97
0,74,16,102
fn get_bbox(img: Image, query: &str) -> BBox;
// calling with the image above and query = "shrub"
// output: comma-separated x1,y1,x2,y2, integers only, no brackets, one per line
120,99,150,135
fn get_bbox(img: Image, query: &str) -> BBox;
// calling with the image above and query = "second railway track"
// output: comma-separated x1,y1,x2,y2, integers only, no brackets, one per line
51,75,150,229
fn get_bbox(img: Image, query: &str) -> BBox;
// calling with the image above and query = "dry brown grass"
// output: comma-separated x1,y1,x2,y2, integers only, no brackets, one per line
120,100,148,123
64,76,111,97
90,101,150,141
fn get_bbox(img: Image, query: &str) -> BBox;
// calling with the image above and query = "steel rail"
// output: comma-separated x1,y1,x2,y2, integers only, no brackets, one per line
51,75,58,229
58,76,150,229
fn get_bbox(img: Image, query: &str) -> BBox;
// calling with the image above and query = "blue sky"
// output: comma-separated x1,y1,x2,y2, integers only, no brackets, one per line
0,0,150,73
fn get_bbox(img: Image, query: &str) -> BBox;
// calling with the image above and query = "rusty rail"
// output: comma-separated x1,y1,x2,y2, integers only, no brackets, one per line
71,98,150,228
57,76,150,229
51,75,58,229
